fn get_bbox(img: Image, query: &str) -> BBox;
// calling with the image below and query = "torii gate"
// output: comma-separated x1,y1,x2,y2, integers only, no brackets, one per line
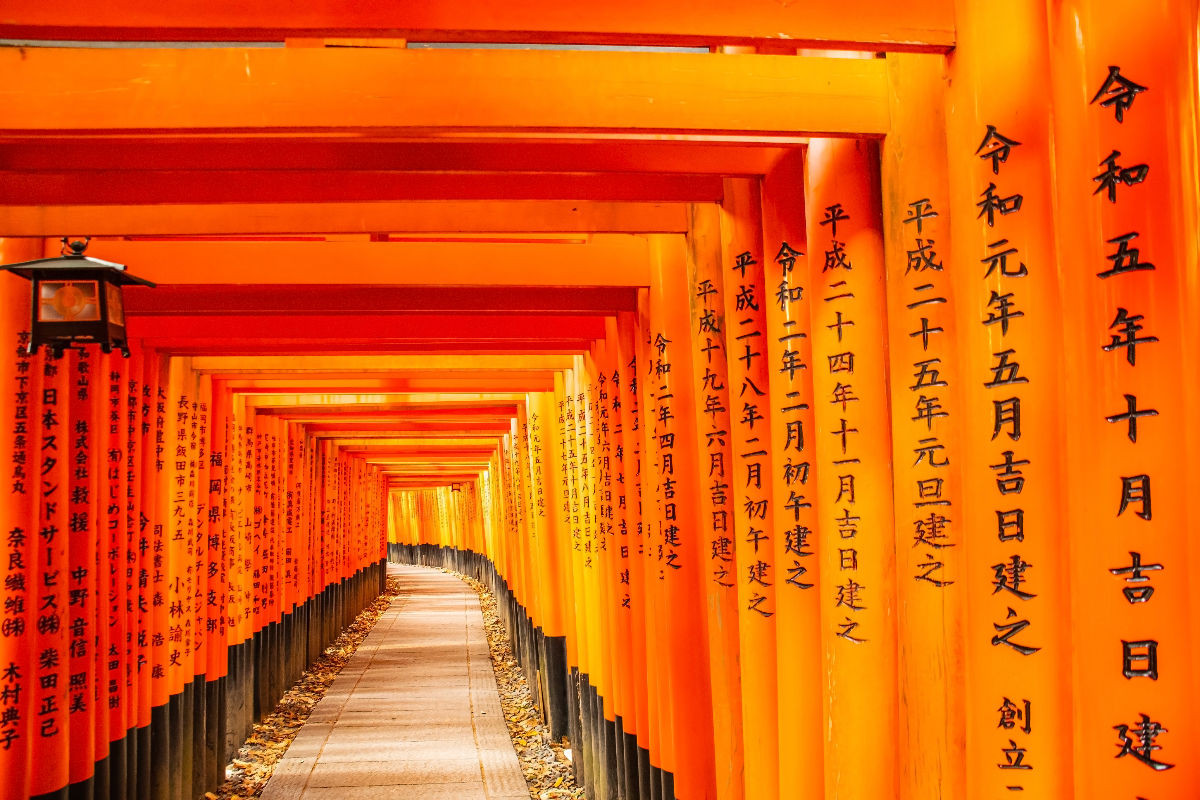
0,3,1198,800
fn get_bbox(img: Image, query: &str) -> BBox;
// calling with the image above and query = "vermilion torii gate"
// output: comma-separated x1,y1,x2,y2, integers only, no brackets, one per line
1,2,1198,800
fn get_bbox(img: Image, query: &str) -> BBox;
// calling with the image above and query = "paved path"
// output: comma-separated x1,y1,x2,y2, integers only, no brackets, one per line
261,564,529,800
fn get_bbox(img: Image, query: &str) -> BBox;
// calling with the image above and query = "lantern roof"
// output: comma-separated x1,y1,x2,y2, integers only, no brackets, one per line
1,253,157,287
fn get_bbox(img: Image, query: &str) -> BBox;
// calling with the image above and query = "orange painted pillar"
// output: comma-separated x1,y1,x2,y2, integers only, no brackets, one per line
30,347,69,797
146,352,171,725
529,389,567,641
599,320,636,743
945,0,1074,794
205,380,229,684
759,150,825,799
0,241,40,799
132,346,154,746
635,290,675,781
101,353,130,752
67,350,98,787
718,177,779,800
684,203,745,800
880,52,967,799
1048,4,1200,797
647,233,718,799
194,374,213,683
805,137,899,799
615,310,651,759
164,356,191,702
591,334,624,730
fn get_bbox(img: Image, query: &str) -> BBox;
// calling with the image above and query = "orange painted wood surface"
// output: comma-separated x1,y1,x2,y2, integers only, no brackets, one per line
0,49,889,138
0,0,953,50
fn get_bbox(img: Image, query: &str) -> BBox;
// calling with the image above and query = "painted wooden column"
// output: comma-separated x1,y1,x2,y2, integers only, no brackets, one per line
719,177,780,800
759,150,825,800
1048,2,1200,797
880,52,967,800
805,137,898,800
101,353,130,775
66,349,98,790
945,0,1074,795
648,233,718,800
685,203,745,800
32,345,70,799
0,239,42,800
615,307,652,785
635,289,675,790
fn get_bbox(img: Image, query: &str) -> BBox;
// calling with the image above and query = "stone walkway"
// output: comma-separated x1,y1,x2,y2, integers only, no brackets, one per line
261,564,529,800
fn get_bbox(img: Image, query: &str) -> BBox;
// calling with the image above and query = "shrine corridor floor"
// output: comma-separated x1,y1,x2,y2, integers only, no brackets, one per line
260,564,529,800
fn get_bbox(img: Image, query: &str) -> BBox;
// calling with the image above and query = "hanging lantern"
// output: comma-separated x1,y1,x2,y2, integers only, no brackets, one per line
1,237,155,358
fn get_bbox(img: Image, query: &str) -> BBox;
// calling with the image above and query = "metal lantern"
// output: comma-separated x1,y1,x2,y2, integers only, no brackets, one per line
1,237,155,358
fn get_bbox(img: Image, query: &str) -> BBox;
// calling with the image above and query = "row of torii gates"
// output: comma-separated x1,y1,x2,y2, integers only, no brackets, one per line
1,2,1199,799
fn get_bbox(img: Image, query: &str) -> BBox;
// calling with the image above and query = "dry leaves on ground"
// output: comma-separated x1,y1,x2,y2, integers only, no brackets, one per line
206,576,402,800
452,570,586,800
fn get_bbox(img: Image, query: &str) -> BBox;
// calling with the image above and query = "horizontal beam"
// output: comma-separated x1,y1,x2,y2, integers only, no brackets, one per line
0,1,953,50
129,286,638,316
132,314,608,342
0,48,890,138
201,354,574,371
268,406,518,418
0,170,724,205
242,393,529,408
82,238,650,286
229,377,557,391
324,438,502,449
0,201,688,237
0,139,784,175
144,340,588,356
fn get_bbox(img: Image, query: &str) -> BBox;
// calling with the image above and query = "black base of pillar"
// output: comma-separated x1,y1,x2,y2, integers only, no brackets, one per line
149,702,170,800
106,735,126,800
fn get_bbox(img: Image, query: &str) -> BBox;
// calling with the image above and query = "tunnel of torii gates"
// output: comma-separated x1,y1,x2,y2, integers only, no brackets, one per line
0,3,1199,800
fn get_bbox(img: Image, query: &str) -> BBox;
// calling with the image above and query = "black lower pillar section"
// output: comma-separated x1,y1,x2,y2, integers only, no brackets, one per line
206,678,224,790
621,729,638,800
580,676,596,800
149,703,170,800
638,746,653,800
191,674,207,800
604,716,620,800
136,723,151,800
31,787,69,800
169,690,184,800
124,725,137,800
93,753,108,800
179,681,192,800
650,763,664,800
107,734,127,800
662,768,676,800
543,636,569,742
66,772,93,800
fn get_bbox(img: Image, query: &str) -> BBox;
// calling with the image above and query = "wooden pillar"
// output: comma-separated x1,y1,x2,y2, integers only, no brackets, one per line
805,137,899,799
718,177,779,800
1047,2,1200,797
685,203,746,800
880,52,967,800
32,343,70,799
648,233,718,799
67,349,99,791
0,239,42,800
759,150,825,800
614,309,651,766
945,0,1074,794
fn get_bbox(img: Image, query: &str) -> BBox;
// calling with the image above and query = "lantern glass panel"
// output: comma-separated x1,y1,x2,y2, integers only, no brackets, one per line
38,279,101,322
105,280,125,326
